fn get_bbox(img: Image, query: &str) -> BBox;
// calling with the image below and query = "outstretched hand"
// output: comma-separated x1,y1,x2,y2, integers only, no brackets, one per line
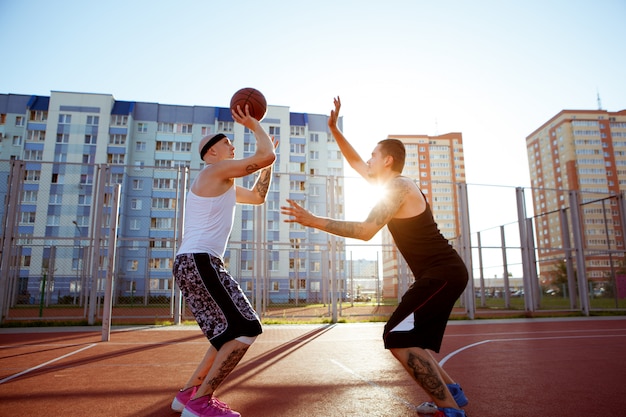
232,104,260,131
327,96,341,130
281,199,316,227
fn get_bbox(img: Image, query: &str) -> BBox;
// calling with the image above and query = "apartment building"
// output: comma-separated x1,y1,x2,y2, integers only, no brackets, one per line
0,91,346,306
380,133,466,299
526,108,626,282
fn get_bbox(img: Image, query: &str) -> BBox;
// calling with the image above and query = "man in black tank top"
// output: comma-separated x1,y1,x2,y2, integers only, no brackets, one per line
281,97,469,417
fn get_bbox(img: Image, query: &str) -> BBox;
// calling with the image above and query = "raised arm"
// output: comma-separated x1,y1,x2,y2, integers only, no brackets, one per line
236,137,278,204
209,105,276,181
328,96,370,181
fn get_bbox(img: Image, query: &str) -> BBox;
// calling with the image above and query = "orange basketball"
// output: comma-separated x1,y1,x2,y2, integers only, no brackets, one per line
229,87,267,121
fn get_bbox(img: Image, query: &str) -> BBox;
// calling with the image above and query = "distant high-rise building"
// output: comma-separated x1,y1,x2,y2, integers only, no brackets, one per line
380,133,465,299
526,108,626,283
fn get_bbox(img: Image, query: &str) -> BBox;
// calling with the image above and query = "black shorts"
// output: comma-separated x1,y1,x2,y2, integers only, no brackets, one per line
383,263,468,352
173,253,262,350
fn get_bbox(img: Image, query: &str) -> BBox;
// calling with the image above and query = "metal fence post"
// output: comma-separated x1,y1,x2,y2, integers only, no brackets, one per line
500,225,511,308
568,190,590,316
516,187,535,312
0,160,24,324
456,182,475,319
559,208,578,309
88,165,107,325
328,176,338,323
102,184,121,341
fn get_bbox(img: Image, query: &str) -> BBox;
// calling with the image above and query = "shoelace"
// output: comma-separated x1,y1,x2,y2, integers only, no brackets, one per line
210,397,231,411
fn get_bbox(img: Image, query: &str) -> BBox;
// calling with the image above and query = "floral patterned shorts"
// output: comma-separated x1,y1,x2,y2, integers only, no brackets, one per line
173,253,262,350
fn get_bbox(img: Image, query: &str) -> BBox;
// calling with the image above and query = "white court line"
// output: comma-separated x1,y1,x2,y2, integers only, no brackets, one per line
439,333,626,366
330,359,417,411
331,332,626,409
0,343,97,385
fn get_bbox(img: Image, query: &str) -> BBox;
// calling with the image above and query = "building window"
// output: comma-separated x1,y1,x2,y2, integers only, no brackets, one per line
111,115,128,126
84,134,97,144
30,110,48,122
153,178,173,189
156,141,173,151
20,212,36,224
130,199,142,210
218,121,233,132
290,126,305,136
76,195,91,206
127,260,139,271
21,190,38,203
27,131,45,141
138,123,148,133
136,141,146,151
24,150,43,161
155,160,173,167
152,198,175,209
107,153,125,164
158,123,174,132
109,134,126,145
290,143,305,154
175,142,192,152
80,174,93,185
24,170,41,181
129,219,140,230
15,116,25,126
49,194,61,205
177,123,192,134
269,126,280,136
54,152,67,163
151,217,174,229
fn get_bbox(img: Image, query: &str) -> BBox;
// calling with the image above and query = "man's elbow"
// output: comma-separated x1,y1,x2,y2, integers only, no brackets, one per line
259,152,276,168
357,229,377,241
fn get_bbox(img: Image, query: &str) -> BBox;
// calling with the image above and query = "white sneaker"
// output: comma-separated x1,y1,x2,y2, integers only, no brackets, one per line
416,401,438,414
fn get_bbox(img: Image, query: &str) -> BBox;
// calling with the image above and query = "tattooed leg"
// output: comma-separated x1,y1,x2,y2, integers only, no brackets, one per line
390,347,459,409
195,340,250,399
407,351,447,401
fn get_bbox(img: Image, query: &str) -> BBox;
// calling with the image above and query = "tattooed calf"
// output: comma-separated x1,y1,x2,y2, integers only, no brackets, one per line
407,352,446,401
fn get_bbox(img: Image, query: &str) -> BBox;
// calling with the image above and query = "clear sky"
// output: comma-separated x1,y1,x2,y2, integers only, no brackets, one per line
1,0,625,237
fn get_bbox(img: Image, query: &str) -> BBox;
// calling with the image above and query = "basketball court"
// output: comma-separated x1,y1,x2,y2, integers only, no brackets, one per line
1,317,625,416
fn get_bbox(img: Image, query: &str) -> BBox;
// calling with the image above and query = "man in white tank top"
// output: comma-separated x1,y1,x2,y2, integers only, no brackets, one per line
171,104,276,417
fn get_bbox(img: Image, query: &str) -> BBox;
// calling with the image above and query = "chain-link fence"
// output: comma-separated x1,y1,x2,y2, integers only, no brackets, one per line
1,160,625,327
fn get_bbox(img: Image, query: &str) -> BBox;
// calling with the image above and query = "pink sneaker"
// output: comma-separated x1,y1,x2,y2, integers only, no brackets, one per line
172,386,198,412
181,395,241,417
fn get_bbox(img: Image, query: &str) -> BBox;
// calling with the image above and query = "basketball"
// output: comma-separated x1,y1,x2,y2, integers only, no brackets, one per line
230,88,267,121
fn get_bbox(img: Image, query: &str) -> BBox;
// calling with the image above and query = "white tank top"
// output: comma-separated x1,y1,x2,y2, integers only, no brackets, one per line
176,185,237,258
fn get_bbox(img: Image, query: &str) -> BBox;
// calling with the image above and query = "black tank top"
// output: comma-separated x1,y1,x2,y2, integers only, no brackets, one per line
387,197,464,279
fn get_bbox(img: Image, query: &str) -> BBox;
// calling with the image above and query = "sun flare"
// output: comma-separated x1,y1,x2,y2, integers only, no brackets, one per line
345,182,388,220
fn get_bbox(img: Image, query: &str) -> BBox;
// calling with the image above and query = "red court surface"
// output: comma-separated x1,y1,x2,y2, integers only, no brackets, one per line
1,317,625,417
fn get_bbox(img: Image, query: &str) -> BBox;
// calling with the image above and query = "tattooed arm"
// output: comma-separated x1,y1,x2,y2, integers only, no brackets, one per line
281,177,411,241
236,137,278,205
236,165,273,204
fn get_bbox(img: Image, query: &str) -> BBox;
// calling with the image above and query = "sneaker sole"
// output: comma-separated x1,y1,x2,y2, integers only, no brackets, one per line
171,398,186,413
